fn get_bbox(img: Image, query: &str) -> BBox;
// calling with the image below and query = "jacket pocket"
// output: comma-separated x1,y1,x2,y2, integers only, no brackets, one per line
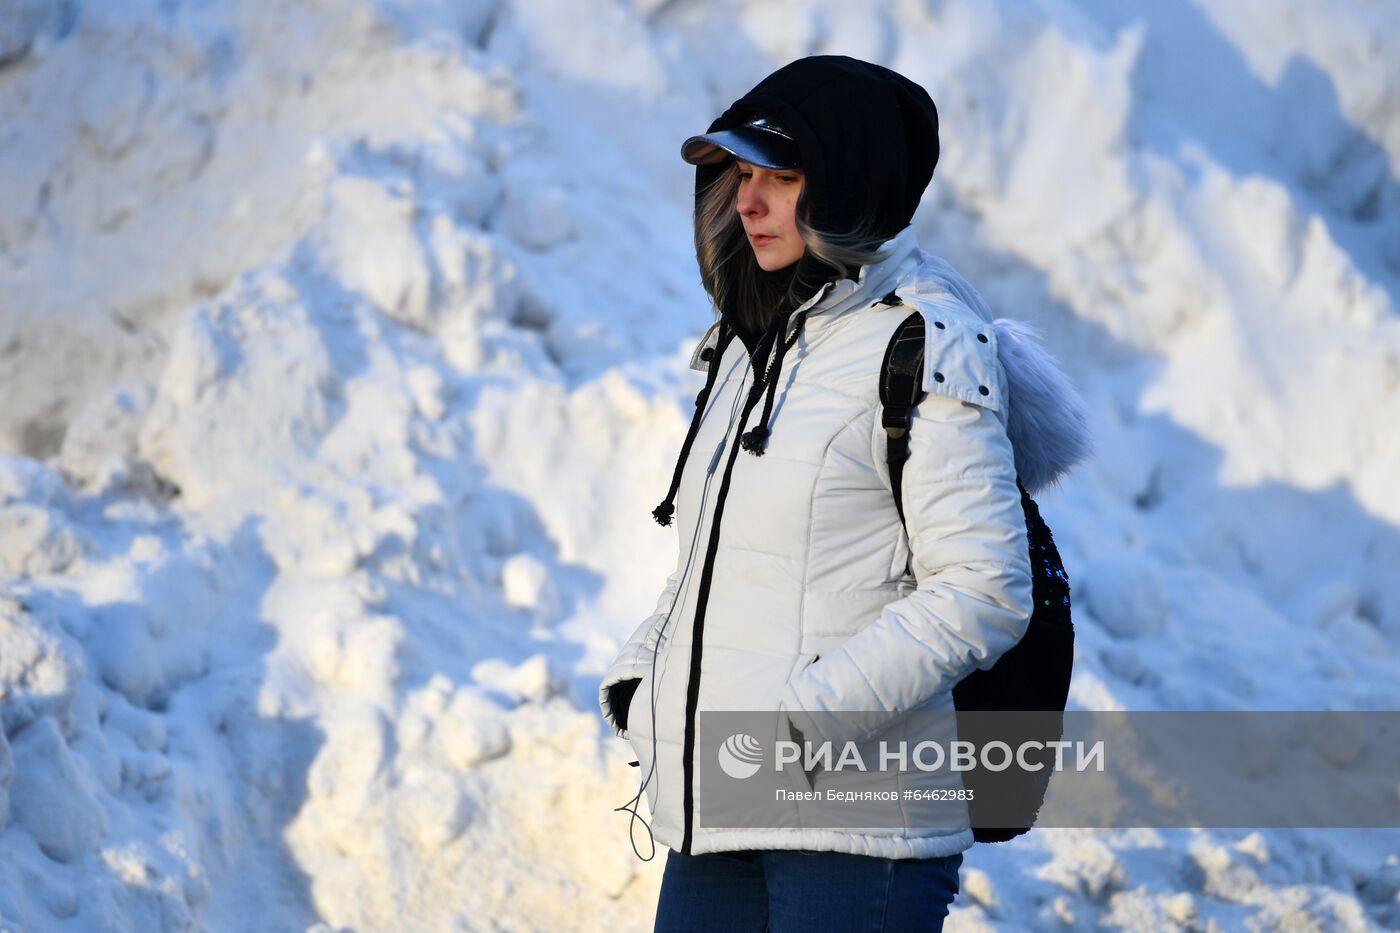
781,655,824,794
628,671,652,738
607,677,642,734
625,672,654,776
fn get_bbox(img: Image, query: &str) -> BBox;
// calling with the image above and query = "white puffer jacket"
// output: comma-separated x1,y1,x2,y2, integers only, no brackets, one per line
600,224,1092,859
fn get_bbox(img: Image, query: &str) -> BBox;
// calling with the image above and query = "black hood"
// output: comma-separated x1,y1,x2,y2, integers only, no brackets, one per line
695,55,941,246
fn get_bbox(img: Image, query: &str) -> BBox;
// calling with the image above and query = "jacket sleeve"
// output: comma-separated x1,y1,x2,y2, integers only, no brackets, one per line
776,302,1034,748
598,559,684,738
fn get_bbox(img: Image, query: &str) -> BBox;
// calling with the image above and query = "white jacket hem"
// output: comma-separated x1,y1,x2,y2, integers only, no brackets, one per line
680,827,975,860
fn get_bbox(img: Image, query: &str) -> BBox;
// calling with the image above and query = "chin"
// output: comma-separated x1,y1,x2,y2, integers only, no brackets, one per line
757,251,802,271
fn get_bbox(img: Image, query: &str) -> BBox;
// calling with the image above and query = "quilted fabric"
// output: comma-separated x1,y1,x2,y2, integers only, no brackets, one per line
600,225,1090,859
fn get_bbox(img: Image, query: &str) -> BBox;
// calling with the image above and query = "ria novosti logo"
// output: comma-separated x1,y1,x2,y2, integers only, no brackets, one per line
716,728,1106,781
718,733,764,779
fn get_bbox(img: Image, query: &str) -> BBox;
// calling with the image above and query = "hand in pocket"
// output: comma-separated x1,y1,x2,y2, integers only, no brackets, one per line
607,677,643,733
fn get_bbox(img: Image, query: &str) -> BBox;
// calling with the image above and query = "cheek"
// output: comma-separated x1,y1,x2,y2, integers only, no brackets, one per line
784,198,803,232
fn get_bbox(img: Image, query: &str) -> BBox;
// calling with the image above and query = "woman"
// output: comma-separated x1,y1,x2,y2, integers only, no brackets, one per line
599,55,1091,932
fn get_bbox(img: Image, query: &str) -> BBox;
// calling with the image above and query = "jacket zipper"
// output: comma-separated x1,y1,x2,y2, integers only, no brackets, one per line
678,328,780,855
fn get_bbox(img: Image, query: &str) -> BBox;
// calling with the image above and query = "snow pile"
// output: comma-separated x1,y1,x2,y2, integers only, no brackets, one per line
1,0,1398,930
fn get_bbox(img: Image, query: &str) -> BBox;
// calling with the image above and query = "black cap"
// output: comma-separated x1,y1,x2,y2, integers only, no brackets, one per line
680,115,801,169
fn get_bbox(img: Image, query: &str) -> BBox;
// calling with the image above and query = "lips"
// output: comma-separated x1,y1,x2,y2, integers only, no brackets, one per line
749,233,776,245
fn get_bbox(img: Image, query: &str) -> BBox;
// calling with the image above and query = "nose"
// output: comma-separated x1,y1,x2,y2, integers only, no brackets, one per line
736,179,766,217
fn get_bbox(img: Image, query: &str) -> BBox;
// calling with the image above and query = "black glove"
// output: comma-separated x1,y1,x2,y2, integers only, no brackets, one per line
607,677,643,732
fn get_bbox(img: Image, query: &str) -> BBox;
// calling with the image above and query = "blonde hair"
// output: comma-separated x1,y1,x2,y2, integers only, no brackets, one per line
694,160,894,336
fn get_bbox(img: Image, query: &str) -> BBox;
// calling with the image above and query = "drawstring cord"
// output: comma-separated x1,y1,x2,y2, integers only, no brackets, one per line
740,308,809,456
651,321,735,526
650,305,809,525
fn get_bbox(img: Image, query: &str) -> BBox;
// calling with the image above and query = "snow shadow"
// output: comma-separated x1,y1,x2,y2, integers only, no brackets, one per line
1072,0,1400,305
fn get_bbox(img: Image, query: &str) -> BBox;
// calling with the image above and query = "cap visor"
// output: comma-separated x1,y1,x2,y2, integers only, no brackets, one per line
680,126,799,169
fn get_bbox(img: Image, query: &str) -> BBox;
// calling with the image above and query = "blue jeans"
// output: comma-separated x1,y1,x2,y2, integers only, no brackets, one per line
653,847,963,932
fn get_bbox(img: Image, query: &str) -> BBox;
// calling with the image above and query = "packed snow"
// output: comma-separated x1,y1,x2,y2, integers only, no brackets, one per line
1,0,1398,930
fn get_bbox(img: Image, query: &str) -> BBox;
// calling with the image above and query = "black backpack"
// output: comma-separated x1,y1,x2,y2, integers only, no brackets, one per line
879,308,1075,844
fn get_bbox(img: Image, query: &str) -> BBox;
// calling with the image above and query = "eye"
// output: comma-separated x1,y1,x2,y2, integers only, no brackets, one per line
778,175,800,183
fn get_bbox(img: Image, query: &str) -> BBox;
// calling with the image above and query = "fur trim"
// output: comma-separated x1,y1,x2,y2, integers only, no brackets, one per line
901,252,1094,496
993,317,1094,496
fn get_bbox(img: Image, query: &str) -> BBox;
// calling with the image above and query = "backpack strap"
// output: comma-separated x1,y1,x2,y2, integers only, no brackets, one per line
879,310,927,576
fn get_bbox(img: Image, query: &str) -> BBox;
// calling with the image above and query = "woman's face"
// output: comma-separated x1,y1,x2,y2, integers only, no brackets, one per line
734,159,806,271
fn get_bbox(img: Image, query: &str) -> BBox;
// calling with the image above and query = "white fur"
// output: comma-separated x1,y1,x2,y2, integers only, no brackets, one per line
904,254,1094,496
992,317,1094,495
